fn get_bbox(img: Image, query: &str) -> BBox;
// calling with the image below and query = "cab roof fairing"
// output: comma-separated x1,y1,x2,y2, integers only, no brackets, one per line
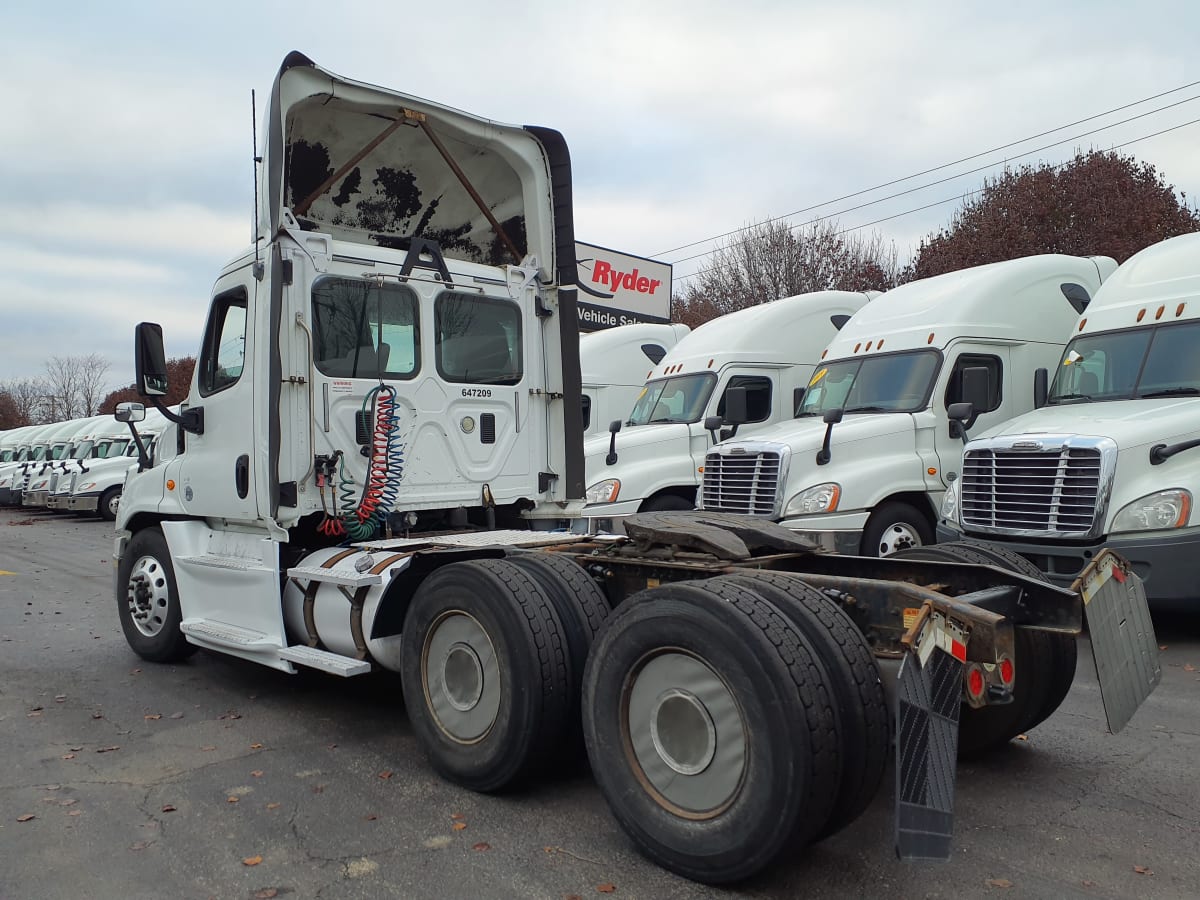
256,53,562,279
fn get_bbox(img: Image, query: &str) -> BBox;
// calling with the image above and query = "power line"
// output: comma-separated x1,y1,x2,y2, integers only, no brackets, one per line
672,116,1200,286
655,78,1200,260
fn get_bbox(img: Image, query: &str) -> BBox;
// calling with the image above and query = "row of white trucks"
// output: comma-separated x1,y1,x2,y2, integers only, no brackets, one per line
3,53,1177,884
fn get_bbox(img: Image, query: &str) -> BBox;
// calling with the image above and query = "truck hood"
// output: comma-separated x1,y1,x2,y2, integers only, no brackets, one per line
584,423,692,484
724,413,917,456
974,398,1199,453
261,52,562,270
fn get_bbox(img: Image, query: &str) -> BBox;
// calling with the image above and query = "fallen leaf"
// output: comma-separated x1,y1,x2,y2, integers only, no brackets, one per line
58,799,78,807
26,711,42,718
243,855,263,867
30,705,44,711
472,842,491,851
597,884,616,894
452,822,467,831
69,746,82,752
250,743,264,750
255,890,279,899
144,713,162,720
201,746,217,752
378,770,393,780
365,814,378,821
161,804,177,813
1015,734,1029,742
55,695,66,703
1134,865,1153,876
312,785,325,794
1160,645,1168,651
987,879,1014,888
61,754,76,760
67,810,81,817
1081,881,1096,888
97,746,121,753
130,668,141,675
565,895,583,900
266,803,281,810
1185,664,1196,673
16,814,35,822
129,841,151,851
227,796,239,804
170,712,184,719
91,712,104,720
251,770,264,778
450,812,465,820
44,784,61,791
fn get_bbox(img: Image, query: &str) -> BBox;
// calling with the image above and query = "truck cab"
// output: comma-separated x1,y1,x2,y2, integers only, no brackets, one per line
24,416,109,508
581,290,874,523
698,254,1116,555
579,322,689,437
939,232,1200,608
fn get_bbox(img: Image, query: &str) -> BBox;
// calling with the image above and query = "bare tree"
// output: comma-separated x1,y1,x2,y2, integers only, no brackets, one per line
44,354,112,419
674,218,901,328
0,377,51,424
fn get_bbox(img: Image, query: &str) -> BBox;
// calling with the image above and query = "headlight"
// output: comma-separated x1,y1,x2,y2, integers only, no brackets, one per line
1112,489,1191,532
585,479,621,504
941,479,960,521
783,482,840,517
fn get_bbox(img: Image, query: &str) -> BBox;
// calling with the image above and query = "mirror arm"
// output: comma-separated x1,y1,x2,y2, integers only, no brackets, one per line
147,396,204,435
124,422,153,472
817,421,836,465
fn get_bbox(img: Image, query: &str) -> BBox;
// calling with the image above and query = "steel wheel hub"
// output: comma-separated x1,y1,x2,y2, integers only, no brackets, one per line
878,522,923,556
126,555,170,638
422,612,500,743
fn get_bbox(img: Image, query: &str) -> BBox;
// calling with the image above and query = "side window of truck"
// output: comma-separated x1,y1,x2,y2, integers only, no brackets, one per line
198,290,248,397
436,293,523,385
943,354,1002,412
716,375,773,423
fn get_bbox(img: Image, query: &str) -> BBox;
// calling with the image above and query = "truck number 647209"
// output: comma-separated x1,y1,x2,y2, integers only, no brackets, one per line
461,388,492,398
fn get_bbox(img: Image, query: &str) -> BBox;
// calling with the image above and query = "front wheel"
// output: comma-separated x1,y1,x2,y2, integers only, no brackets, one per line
116,528,196,662
99,486,122,522
860,502,933,557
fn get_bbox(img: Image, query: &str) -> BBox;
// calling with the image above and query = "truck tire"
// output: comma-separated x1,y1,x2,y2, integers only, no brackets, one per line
582,581,839,884
861,502,933,557
937,541,1078,733
116,528,197,663
399,559,572,793
891,543,1056,756
99,486,122,522
506,551,610,756
708,571,889,838
640,493,694,513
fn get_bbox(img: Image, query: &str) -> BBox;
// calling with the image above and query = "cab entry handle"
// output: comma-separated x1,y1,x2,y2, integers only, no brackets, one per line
235,454,249,499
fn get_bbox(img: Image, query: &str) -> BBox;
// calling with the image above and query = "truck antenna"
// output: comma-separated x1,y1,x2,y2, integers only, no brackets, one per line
252,89,263,276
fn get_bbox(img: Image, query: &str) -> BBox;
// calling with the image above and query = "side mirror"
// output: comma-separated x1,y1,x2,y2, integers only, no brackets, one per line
1033,368,1049,409
960,366,991,416
605,420,622,466
722,386,750,426
947,401,974,443
114,402,146,424
816,407,844,465
135,322,169,397
823,407,845,426
703,415,724,443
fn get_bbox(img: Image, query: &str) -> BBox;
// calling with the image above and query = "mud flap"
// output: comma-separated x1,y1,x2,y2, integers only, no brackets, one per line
1076,550,1161,734
895,610,964,861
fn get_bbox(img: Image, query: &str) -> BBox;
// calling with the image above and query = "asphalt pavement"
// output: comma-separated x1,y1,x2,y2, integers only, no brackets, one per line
1,510,1198,900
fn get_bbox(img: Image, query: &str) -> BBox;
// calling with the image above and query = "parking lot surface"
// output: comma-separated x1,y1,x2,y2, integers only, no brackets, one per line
2,510,1199,899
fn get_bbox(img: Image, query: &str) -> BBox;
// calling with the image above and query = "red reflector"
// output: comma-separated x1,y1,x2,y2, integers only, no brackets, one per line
968,668,984,698
999,657,1014,685
1111,565,1126,584
951,638,967,662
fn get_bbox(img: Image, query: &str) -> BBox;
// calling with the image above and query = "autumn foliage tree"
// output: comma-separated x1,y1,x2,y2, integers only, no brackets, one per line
99,357,197,414
673,218,901,328
909,150,1200,279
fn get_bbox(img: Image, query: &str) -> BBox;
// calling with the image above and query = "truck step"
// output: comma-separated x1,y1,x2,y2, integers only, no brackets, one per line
178,553,262,571
278,645,371,677
180,619,278,650
286,565,383,588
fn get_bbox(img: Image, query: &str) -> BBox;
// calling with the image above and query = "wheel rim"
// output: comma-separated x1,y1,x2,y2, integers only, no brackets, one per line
126,555,171,638
106,492,121,517
622,650,746,818
876,521,923,556
421,611,501,743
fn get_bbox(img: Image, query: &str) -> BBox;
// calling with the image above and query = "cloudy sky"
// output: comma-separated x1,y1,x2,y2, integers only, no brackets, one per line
2,0,1198,392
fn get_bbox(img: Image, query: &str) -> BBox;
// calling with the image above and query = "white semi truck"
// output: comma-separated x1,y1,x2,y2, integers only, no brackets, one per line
6,419,87,507
54,410,167,518
0,424,48,506
579,321,689,437
698,254,1117,556
581,290,873,524
938,232,1200,610
23,415,109,508
111,52,1158,884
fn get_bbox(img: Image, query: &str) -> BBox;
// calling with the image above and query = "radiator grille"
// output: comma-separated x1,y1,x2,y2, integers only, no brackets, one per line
960,446,1103,534
700,450,782,516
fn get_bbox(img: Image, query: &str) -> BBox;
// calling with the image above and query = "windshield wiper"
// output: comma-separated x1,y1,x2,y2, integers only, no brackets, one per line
1051,392,1093,403
1139,387,1200,398
843,405,890,413
647,417,680,424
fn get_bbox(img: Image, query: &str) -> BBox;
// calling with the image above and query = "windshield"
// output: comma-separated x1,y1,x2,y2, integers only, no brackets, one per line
72,440,94,460
799,350,941,416
105,438,131,458
1049,320,1200,403
50,442,70,460
627,373,716,426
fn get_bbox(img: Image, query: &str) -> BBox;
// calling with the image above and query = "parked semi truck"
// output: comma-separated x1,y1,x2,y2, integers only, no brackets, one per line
581,290,873,524
44,416,133,511
23,415,109,508
4,419,86,507
697,254,1116,556
579,321,690,437
112,53,1158,884
938,232,1200,610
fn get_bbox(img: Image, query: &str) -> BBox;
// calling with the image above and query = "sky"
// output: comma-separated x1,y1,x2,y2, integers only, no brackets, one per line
2,0,1198,393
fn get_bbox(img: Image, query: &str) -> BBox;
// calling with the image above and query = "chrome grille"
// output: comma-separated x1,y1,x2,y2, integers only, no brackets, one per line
700,449,782,516
960,445,1104,535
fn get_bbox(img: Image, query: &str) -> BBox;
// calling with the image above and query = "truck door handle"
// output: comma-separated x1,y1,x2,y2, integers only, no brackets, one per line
235,454,249,499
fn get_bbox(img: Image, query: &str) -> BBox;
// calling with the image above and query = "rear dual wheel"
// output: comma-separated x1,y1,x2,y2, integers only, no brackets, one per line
582,581,846,884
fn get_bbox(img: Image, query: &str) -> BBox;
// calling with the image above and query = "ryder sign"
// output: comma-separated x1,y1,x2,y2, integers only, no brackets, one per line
576,241,672,330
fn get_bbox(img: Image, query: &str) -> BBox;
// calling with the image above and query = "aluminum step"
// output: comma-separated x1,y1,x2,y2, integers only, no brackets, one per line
278,645,371,677
178,553,261,571
285,565,383,588
180,619,278,650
